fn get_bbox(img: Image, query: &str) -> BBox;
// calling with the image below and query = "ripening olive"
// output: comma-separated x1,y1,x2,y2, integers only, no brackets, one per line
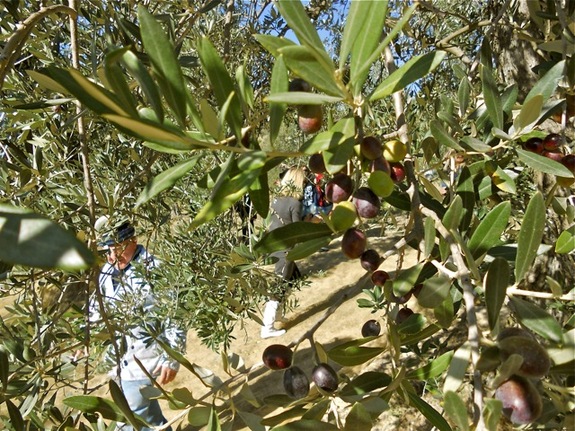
298,105,323,134
495,375,543,425
360,136,383,160
341,228,367,259
542,133,563,151
352,187,381,219
262,344,293,370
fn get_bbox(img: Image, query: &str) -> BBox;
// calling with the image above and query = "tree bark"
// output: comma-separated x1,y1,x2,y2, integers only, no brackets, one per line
491,0,575,291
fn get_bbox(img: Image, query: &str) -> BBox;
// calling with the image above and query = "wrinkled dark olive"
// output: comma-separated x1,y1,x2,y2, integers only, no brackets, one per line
498,336,551,379
497,327,534,342
312,363,339,393
283,366,310,399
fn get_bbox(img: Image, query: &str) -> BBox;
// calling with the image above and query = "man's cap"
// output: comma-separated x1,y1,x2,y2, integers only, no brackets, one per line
98,218,136,246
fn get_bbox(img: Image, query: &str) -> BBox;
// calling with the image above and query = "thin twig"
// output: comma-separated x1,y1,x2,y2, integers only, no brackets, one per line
383,46,425,250
507,288,575,301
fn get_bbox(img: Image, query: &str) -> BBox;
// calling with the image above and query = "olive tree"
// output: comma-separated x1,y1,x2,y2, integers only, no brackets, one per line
0,1,574,430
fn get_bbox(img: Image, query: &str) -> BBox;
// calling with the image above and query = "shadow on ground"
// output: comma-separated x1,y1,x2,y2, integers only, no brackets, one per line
175,226,410,430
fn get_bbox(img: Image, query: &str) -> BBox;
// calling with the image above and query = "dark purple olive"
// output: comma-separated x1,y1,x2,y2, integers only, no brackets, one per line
361,319,381,337
371,270,390,286
390,290,412,304
395,307,414,324
341,228,367,259
325,173,353,203
312,363,339,393
360,249,381,272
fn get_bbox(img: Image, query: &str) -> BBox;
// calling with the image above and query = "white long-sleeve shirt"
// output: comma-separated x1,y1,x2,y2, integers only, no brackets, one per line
91,245,186,381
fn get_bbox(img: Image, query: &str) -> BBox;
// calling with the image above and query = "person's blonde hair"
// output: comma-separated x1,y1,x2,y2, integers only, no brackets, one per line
278,166,307,200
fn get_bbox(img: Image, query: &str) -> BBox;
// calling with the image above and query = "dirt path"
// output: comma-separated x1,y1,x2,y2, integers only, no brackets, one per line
167,225,433,430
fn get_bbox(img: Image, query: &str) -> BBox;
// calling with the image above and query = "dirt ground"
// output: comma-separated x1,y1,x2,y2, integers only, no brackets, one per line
163,224,445,431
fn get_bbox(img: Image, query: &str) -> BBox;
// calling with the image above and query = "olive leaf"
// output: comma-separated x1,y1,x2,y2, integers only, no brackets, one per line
509,297,563,343
0,204,94,270
467,201,511,259
138,6,188,125
484,257,510,331
515,192,545,282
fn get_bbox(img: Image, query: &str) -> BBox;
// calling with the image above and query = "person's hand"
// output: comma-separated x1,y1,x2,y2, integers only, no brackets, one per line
154,365,177,385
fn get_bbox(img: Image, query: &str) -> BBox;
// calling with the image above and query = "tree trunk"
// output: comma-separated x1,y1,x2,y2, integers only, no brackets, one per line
491,0,575,291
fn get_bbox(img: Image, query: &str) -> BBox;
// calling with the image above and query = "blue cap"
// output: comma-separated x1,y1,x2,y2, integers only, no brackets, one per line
99,220,135,246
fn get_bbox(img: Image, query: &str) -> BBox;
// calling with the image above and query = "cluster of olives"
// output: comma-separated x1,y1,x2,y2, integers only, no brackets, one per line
522,133,575,187
308,140,409,272
489,327,551,425
292,80,410,272
359,272,425,335
360,135,407,183
323,177,383,269
341,227,384,274
262,344,339,399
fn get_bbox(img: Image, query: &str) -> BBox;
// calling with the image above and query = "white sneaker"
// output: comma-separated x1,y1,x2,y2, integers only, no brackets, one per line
261,328,286,339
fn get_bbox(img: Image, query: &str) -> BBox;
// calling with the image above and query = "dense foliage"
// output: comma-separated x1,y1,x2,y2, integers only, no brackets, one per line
0,1,574,430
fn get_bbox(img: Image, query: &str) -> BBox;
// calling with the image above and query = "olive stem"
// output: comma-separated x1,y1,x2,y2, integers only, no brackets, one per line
544,182,559,208
507,287,575,301
429,259,459,279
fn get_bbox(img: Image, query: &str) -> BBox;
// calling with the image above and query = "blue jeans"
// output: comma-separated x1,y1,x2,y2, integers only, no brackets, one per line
117,379,170,431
